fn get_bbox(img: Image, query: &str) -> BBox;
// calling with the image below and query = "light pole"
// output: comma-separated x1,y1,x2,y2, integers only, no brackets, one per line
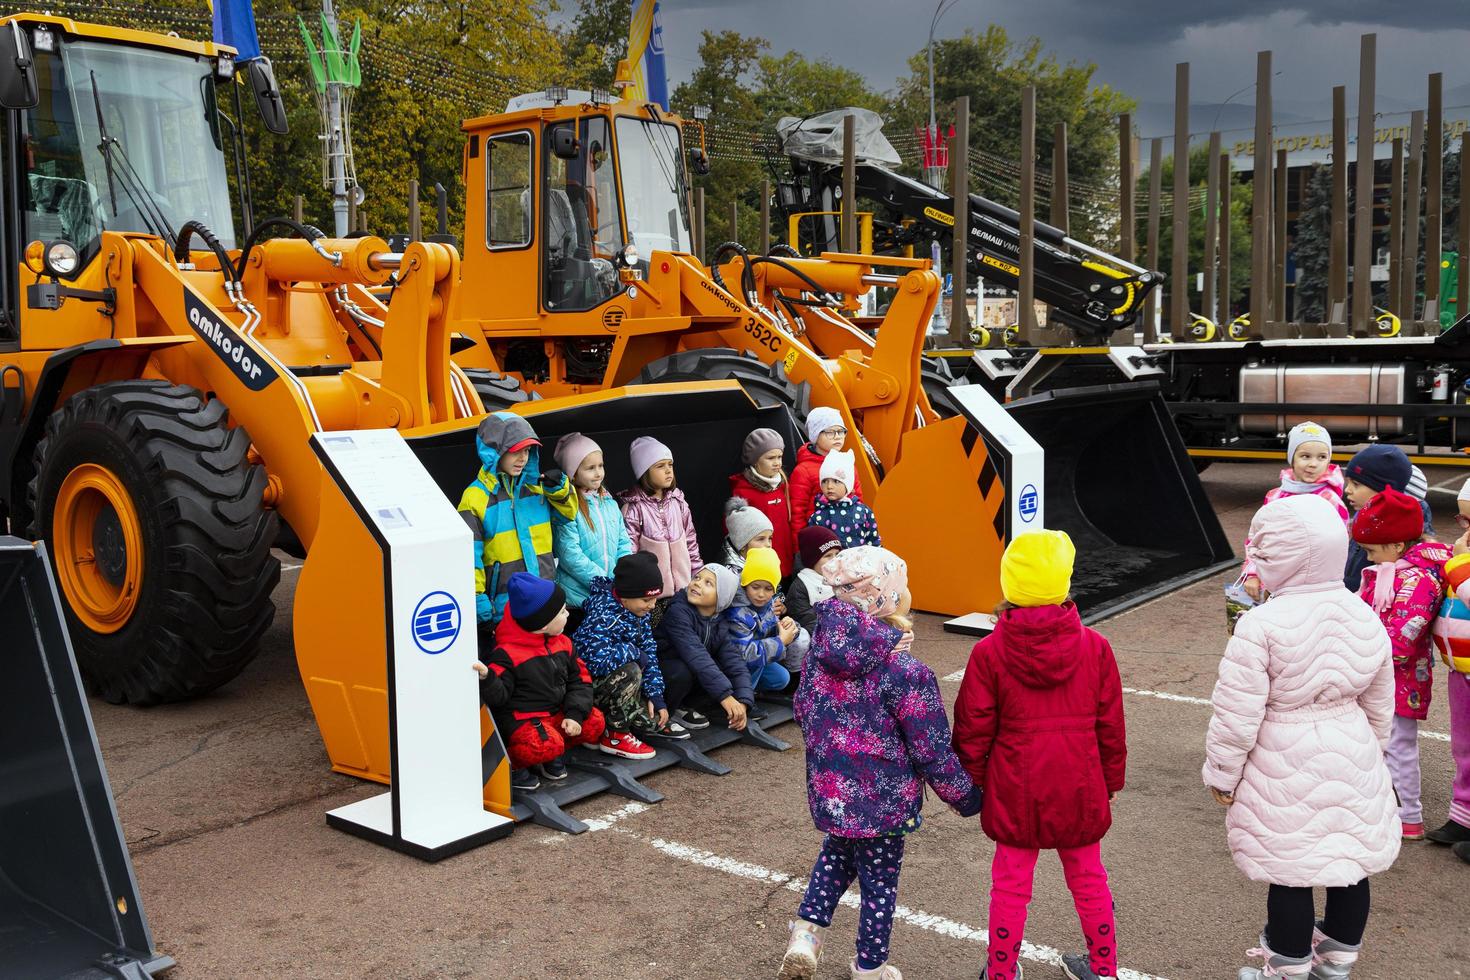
1210,71,1282,134
926,0,958,188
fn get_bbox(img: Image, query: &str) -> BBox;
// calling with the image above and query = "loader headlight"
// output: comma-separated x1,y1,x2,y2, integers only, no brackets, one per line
620,243,640,268
44,240,79,278
217,55,236,79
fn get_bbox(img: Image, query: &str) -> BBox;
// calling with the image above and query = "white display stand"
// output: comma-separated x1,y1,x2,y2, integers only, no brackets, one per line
943,385,1046,636
312,429,512,860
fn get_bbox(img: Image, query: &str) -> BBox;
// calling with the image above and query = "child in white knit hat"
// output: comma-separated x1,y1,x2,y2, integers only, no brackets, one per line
617,436,703,605
1239,421,1348,602
808,449,881,549
789,406,864,545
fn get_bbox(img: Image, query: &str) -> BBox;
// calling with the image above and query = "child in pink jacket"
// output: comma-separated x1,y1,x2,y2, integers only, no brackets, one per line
1352,486,1450,841
1426,479,1470,858
1205,494,1399,980
1241,421,1348,602
618,436,703,601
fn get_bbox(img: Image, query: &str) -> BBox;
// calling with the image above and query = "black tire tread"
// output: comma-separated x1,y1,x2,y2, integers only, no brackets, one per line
461,368,542,412
631,348,811,418
27,380,280,704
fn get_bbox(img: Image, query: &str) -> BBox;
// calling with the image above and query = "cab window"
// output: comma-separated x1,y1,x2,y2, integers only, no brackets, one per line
485,131,531,249
542,117,622,312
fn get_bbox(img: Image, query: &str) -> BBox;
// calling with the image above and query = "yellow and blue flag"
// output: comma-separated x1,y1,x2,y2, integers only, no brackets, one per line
627,0,668,109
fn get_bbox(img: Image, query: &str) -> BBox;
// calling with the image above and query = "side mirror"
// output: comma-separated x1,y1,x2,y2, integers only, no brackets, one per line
246,57,288,135
0,23,39,110
551,127,579,161
202,77,222,150
689,146,711,177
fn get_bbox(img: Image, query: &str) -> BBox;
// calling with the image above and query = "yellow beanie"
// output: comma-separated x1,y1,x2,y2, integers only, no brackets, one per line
1000,530,1076,607
740,547,782,588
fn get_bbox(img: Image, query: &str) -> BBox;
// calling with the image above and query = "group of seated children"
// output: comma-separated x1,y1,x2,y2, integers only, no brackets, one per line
1232,420,1470,856
459,408,868,792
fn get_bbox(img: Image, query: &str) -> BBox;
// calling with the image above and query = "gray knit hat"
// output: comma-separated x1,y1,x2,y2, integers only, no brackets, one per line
741,427,784,466
723,497,773,551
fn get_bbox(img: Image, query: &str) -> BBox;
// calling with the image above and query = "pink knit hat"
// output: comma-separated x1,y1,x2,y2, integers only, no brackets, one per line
553,432,601,477
630,436,673,479
822,545,908,619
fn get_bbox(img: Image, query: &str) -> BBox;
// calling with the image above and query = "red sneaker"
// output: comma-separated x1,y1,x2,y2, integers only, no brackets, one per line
1402,821,1426,841
598,730,655,760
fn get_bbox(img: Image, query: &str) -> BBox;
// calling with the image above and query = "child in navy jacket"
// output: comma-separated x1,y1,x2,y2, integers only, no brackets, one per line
654,563,752,731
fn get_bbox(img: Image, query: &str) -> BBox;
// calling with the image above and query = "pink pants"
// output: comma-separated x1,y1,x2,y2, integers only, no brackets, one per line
1450,673,1470,829
986,841,1117,979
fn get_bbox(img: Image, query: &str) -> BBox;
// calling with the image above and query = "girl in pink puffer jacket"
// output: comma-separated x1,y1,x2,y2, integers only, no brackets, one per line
618,436,703,600
1205,494,1400,980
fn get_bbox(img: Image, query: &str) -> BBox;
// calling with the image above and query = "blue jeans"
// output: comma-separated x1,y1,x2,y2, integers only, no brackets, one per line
751,660,790,692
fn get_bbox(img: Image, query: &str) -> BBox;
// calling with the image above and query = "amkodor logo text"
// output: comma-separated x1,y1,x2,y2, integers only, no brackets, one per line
412,591,461,654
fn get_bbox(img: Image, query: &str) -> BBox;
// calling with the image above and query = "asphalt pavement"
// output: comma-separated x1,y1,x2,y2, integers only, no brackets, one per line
87,462,1469,979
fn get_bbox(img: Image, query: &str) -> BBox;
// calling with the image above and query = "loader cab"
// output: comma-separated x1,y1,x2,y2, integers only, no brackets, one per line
0,16,240,345
465,92,693,328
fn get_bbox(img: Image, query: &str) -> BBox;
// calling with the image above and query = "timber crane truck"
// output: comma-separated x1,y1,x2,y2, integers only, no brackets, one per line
771,108,1162,345
424,81,1229,625
0,14,505,706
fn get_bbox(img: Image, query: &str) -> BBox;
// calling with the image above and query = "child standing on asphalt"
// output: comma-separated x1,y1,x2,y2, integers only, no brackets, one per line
952,530,1127,980
619,436,703,601
1205,494,1400,980
1341,444,1432,591
1428,480,1470,862
808,450,881,549
781,546,981,980
473,574,604,793
1353,487,1450,840
789,407,864,543
573,552,688,759
729,427,797,576
552,432,633,629
1240,421,1347,602
458,412,576,626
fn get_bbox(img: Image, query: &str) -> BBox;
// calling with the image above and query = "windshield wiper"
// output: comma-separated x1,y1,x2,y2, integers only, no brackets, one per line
89,71,177,250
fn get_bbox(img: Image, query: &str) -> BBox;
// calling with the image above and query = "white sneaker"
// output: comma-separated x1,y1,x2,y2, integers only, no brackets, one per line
850,958,903,979
778,920,824,979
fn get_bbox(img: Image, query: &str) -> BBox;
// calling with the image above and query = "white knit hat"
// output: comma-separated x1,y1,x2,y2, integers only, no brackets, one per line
629,436,673,479
723,497,773,551
703,563,741,612
1407,465,1428,501
818,449,856,495
1286,421,1332,462
805,406,844,445
1460,477,1470,502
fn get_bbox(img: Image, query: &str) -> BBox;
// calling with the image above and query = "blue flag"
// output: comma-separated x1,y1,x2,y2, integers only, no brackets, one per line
212,0,262,63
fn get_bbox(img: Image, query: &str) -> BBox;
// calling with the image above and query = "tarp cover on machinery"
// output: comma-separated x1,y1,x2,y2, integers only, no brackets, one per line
0,537,169,979
777,107,902,166
1005,383,1235,621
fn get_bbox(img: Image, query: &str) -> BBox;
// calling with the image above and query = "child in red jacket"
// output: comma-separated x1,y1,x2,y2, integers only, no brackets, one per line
728,427,796,576
952,530,1127,980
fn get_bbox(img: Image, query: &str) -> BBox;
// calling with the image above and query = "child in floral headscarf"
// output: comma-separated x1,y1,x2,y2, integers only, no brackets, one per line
779,547,981,980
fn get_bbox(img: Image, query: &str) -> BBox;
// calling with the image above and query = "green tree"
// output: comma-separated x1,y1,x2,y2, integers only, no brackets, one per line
564,0,632,90
1294,164,1332,322
1141,143,1253,320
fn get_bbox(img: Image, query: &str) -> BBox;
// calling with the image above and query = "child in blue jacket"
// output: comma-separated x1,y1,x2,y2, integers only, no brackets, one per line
573,552,686,758
654,563,751,731
721,547,806,693
552,432,634,626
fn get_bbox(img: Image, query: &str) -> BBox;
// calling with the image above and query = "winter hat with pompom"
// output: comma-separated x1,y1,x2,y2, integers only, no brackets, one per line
724,497,773,551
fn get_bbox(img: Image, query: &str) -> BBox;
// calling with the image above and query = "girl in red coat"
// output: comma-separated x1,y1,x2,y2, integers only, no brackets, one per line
727,427,796,576
952,530,1127,980
789,407,863,543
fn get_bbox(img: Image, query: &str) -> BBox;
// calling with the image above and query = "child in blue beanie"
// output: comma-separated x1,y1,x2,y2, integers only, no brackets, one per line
1342,444,1434,590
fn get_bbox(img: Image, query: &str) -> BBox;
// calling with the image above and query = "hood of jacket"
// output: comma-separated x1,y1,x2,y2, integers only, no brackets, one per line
617,483,688,511
1403,539,1452,573
475,412,542,492
1248,494,1349,595
810,599,903,680
991,602,1086,688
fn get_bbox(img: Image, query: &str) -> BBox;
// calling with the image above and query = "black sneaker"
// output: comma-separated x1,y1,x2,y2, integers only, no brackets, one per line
675,708,711,730
539,758,569,781
1453,840,1470,865
510,768,540,792
749,704,769,722
1425,820,1470,846
654,719,692,740
1060,952,1094,979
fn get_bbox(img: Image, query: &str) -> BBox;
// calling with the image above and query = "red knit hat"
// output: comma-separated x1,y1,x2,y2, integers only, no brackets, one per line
1350,486,1423,545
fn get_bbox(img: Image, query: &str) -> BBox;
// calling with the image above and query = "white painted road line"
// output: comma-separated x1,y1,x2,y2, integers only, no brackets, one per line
281,562,303,572
1121,686,1450,742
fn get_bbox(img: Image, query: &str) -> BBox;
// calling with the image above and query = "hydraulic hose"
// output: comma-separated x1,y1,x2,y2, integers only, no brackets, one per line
173,220,237,285
232,216,333,281
710,241,751,299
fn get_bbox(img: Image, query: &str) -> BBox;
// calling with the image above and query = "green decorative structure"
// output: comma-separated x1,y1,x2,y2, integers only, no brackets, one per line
297,3,362,235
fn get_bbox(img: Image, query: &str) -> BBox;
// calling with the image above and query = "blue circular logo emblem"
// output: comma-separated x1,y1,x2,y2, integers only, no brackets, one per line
1018,484,1039,523
411,591,461,654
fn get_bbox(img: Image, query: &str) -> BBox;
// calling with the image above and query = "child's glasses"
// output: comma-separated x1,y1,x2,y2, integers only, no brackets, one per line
822,427,848,438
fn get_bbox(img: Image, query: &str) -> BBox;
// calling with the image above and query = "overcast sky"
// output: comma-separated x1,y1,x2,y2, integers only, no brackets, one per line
651,1,1470,135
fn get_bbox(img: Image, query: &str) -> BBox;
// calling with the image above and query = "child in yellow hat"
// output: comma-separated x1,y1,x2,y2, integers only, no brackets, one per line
953,529,1129,980
721,547,805,692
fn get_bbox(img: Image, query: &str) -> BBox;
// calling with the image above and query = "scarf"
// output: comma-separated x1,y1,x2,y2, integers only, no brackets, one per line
1370,561,1398,614
745,466,782,491
1279,475,1325,495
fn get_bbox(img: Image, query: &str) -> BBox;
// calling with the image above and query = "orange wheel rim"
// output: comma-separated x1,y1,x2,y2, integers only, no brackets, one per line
52,463,143,634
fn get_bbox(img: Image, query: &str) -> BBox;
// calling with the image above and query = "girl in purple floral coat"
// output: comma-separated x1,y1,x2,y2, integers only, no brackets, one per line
780,547,981,980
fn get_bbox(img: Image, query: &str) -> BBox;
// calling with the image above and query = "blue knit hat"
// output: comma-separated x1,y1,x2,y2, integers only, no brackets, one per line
1344,444,1411,494
506,573,565,632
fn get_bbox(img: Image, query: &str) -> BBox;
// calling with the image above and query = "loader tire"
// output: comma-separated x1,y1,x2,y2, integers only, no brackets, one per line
27,381,280,705
920,356,970,419
461,368,542,413
632,348,810,417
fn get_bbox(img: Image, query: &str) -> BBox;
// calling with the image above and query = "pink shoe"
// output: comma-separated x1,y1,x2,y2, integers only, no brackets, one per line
1402,821,1425,841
